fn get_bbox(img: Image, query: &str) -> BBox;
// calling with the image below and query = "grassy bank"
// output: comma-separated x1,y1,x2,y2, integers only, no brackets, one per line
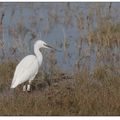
0,61,119,115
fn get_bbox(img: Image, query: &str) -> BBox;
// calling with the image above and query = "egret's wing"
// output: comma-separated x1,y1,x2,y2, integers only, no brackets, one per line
11,55,39,88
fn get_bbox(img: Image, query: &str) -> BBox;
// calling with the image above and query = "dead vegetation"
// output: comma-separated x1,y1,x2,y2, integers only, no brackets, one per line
0,60,119,115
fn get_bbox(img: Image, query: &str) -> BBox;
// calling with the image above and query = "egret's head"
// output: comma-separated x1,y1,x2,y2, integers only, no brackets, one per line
35,40,60,51
35,40,48,49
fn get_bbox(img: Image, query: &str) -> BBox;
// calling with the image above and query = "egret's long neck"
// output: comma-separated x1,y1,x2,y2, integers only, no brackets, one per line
34,45,43,66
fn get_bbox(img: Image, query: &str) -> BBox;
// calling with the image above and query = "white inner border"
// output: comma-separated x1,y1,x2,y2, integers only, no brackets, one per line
0,0,120,2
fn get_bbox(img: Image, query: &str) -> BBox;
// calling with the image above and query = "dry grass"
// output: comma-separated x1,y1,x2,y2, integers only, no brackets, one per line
0,61,119,116
92,21,120,47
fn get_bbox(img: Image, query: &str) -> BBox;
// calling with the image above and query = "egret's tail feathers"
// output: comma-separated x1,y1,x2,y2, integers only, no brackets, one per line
11,84,16,88
11,81,17,89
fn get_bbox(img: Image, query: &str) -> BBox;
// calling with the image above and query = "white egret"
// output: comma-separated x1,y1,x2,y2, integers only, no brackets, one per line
11,40,58,91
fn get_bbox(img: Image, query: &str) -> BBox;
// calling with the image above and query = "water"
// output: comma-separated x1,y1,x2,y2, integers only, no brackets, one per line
0,2,120,72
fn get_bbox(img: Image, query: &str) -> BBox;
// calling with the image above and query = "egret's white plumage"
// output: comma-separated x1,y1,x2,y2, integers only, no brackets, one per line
11,40,54,91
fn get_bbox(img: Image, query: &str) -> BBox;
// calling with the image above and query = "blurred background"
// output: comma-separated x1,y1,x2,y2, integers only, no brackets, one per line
0,2,119,73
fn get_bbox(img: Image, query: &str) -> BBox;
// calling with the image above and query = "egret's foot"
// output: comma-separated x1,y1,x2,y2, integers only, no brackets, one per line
23,85,26,91
27,84,31,92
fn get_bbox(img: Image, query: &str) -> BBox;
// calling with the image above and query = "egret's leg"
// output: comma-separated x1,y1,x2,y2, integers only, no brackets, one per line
23,85,26,91
27,84,31,91
27,81,32,92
